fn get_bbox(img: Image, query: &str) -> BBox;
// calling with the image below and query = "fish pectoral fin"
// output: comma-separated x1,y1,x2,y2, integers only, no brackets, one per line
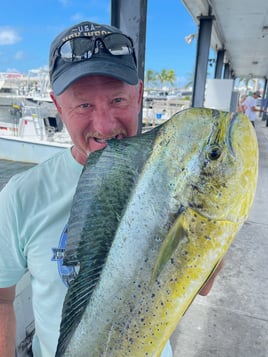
152,212,188,281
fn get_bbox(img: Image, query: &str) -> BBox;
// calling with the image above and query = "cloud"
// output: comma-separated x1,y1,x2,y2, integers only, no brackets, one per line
70,12,103,23
58,0,71,6
71,12,84,21
0,27,21,45
14,50,24,60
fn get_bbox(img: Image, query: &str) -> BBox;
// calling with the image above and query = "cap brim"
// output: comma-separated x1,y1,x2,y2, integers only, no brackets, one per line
52,56,139,96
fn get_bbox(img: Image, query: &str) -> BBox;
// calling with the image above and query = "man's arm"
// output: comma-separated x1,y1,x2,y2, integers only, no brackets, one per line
199,259,224,296
0,286,16,357
252,105,263,113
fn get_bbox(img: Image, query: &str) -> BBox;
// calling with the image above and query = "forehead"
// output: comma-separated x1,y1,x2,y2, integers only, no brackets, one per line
71,75,132,91
60,75,136,100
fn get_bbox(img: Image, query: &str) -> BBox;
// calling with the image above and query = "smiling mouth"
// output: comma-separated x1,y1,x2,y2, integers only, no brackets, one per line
95,138,108,143
94,134,125,143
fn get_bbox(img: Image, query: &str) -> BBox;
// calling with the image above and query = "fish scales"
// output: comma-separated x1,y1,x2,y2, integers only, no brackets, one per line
56,108,258,356
57,132,158,352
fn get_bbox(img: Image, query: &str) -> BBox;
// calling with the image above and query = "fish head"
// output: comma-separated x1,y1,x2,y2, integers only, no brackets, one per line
151,108,258,287
170,108,258,224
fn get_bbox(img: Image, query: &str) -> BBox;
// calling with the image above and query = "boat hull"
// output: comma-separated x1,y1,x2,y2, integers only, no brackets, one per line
0,135,70,163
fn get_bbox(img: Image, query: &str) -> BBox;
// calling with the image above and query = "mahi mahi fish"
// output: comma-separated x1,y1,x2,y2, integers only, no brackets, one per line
56,108,258,356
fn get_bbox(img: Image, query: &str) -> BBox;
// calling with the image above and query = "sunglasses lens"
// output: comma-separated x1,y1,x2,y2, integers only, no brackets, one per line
59,38,94,61
103,33,133,55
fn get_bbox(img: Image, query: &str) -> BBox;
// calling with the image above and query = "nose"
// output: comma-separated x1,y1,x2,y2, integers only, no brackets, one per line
91,105,118,136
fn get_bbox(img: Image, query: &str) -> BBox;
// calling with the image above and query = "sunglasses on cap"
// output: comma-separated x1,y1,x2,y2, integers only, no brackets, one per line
50,33,137,74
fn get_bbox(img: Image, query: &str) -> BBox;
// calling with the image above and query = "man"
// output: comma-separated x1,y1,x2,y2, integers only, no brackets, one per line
0,21,220,356
243,90,263,126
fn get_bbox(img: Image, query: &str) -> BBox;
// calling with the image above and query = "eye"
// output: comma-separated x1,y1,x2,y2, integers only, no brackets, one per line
113,97,123,103
207,145,222,160
79,103,90,108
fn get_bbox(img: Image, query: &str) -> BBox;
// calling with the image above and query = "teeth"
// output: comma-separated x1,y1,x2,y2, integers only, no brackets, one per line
95,138,108,143
95,136,120,143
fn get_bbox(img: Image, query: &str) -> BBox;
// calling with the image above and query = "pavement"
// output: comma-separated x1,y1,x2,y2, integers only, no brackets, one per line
171,117,268,357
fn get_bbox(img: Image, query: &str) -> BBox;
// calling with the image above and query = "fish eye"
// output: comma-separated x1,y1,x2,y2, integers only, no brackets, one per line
207,145,222,160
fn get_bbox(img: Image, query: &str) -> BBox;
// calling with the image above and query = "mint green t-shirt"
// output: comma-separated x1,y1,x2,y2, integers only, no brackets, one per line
0,148,82,356
0,148,173,357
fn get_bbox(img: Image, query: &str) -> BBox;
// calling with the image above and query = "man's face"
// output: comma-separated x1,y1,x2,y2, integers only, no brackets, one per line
51,75,143,165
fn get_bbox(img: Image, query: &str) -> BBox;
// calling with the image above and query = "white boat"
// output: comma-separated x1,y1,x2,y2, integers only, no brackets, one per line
0,106,72,164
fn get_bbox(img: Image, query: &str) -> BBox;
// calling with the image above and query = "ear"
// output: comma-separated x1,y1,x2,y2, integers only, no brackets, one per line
50,91,62,115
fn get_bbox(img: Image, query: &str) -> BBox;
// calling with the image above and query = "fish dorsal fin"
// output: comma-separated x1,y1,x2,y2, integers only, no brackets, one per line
56,128,160,355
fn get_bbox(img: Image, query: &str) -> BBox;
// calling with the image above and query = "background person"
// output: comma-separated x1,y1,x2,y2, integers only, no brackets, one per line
243,90,263,126
237,93,247,113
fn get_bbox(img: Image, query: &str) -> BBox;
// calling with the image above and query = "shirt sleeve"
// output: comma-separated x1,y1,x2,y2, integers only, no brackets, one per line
0,177,27,287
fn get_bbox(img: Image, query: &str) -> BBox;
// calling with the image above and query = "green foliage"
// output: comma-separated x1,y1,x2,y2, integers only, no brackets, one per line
145,68,176,88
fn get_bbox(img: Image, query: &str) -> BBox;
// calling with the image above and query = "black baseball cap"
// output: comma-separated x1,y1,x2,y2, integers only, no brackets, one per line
49,21,139,95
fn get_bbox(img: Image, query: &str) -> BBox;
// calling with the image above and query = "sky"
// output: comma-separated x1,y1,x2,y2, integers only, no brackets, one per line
0,0,198,87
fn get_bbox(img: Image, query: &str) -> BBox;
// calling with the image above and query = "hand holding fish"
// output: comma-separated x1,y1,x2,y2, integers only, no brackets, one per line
198,259,224,296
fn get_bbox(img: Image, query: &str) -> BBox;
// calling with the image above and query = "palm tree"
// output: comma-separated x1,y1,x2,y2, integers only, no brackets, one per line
144,69,158,88
184,69,194,89
157,69,176,87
